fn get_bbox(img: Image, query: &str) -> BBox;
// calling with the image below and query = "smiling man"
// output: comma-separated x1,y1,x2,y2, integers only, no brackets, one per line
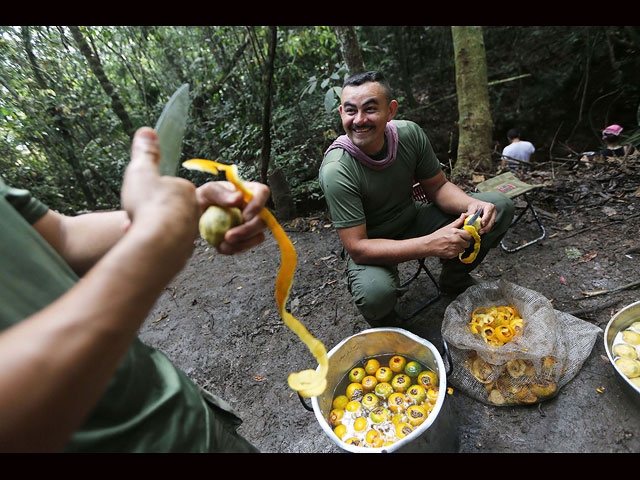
319,71,514,326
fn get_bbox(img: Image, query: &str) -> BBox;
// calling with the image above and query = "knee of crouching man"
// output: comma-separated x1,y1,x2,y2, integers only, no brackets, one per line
493,194,515,234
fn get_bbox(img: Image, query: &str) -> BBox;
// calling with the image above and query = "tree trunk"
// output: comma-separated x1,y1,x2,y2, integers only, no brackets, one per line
451,26,493,178
69,26,136,138
268,168,296,221
333,26,366,76
260,26,277,186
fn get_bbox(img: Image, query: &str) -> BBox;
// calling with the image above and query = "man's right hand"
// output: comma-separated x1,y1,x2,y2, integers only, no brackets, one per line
121,127,200,256
425,214,473,259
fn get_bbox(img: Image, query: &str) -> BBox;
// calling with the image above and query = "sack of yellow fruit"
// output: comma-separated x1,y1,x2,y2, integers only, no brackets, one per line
441,280,601,406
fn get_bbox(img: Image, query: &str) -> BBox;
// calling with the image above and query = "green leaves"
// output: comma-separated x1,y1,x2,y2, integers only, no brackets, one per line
324,87,341,115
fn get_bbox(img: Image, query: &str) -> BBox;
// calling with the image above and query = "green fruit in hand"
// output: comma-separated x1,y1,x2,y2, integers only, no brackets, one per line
199,206,243,247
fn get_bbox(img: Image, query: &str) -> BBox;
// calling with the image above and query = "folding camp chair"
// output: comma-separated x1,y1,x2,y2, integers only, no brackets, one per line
397,182,441,319
475,172,546,253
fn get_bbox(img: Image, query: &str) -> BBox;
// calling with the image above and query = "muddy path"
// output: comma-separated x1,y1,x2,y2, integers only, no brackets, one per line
139,157,640,453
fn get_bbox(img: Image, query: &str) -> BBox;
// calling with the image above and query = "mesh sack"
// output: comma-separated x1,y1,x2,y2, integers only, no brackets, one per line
441,280,601,406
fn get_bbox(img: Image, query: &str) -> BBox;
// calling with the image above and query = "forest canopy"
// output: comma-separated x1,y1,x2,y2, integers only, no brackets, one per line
1,26,639,216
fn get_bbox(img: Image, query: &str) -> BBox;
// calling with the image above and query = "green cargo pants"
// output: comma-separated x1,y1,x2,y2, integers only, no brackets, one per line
200,387,260,453
346,192,514,325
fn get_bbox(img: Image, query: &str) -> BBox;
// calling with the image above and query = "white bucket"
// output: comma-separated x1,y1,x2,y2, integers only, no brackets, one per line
308,327,458,453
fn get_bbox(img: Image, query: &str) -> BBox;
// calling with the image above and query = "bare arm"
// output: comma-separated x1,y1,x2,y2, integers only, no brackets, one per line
0,127,269,452
339,171,502,266
338,215,470,266
33,210,130,276
32,179,270,276
420,171,497,234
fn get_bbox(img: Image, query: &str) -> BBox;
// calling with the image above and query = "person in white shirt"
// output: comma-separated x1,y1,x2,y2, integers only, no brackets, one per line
501,128,535,168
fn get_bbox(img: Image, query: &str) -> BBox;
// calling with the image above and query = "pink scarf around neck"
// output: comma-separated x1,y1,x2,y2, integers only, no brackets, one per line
324,121,398,171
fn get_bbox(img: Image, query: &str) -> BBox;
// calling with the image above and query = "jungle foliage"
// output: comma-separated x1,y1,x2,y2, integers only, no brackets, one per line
1,26,639,215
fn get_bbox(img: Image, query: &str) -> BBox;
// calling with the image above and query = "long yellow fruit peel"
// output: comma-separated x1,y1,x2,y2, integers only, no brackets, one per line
182,159,328,397
459,216,481,264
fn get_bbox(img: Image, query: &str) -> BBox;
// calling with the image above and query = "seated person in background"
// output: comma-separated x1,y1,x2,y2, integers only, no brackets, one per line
501,128,535,168
319,71,514,326
600,124,637,158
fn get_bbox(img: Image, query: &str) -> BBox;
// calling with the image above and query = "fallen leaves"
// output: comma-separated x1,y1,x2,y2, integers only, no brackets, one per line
577,251,598,263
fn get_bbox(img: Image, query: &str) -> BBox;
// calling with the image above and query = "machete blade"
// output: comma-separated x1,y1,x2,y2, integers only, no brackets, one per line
154,83,190,176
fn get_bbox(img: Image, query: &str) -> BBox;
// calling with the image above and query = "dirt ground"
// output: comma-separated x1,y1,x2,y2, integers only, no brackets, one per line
139,156,640,453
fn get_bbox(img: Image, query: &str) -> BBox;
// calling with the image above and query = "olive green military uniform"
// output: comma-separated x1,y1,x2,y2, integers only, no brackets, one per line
319,120,514,324
0,178,258,453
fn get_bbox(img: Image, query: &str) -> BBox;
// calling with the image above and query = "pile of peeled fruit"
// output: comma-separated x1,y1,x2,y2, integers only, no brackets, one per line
612,321,640,388
328,355,439,448
466,352,559,405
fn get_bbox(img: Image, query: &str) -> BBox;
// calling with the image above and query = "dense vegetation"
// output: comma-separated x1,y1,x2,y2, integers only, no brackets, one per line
1,26,639,216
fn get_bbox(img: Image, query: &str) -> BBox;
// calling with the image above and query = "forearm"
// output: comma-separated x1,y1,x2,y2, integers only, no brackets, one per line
345,235,438,266
34,210,130,276
0,219,195,452
430,181,474,215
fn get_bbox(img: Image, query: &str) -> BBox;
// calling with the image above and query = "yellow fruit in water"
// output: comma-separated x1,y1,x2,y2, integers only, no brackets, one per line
622,330,640,346
388,392,408,413
349,367,366,383
346,382,364,401
353,416,368,432
362,393,379,410
391,413,407,426
613,343,637,360
426,387,439,404
364,359,381,375
365,429,384,447
329,408,344,426
616,357,640,378
332,395,348,410
375,367,393,383
388,355,407,373
406,384,427,405
417,370,439,389
391,373,412,392
406,405,427,426
334,424,347,439
361,375,378,392
369,406,390,424
345,400,362,414
395,422,413,439
199,205,243,247
374,382,393,400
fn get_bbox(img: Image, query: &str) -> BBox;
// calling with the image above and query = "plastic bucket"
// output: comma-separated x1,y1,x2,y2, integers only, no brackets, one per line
604,300,640,406
306,327,459,453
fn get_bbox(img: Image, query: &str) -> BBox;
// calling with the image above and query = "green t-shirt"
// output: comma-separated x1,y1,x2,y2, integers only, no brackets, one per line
0,179,219,452
319,120,441,239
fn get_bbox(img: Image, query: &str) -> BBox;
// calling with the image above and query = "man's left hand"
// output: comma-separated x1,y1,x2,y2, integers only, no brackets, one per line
464,200,497,235
195,181,270,255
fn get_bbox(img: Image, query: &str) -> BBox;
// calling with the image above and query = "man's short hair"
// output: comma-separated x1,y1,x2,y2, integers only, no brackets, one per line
343,71,393,103
507,128,520,140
